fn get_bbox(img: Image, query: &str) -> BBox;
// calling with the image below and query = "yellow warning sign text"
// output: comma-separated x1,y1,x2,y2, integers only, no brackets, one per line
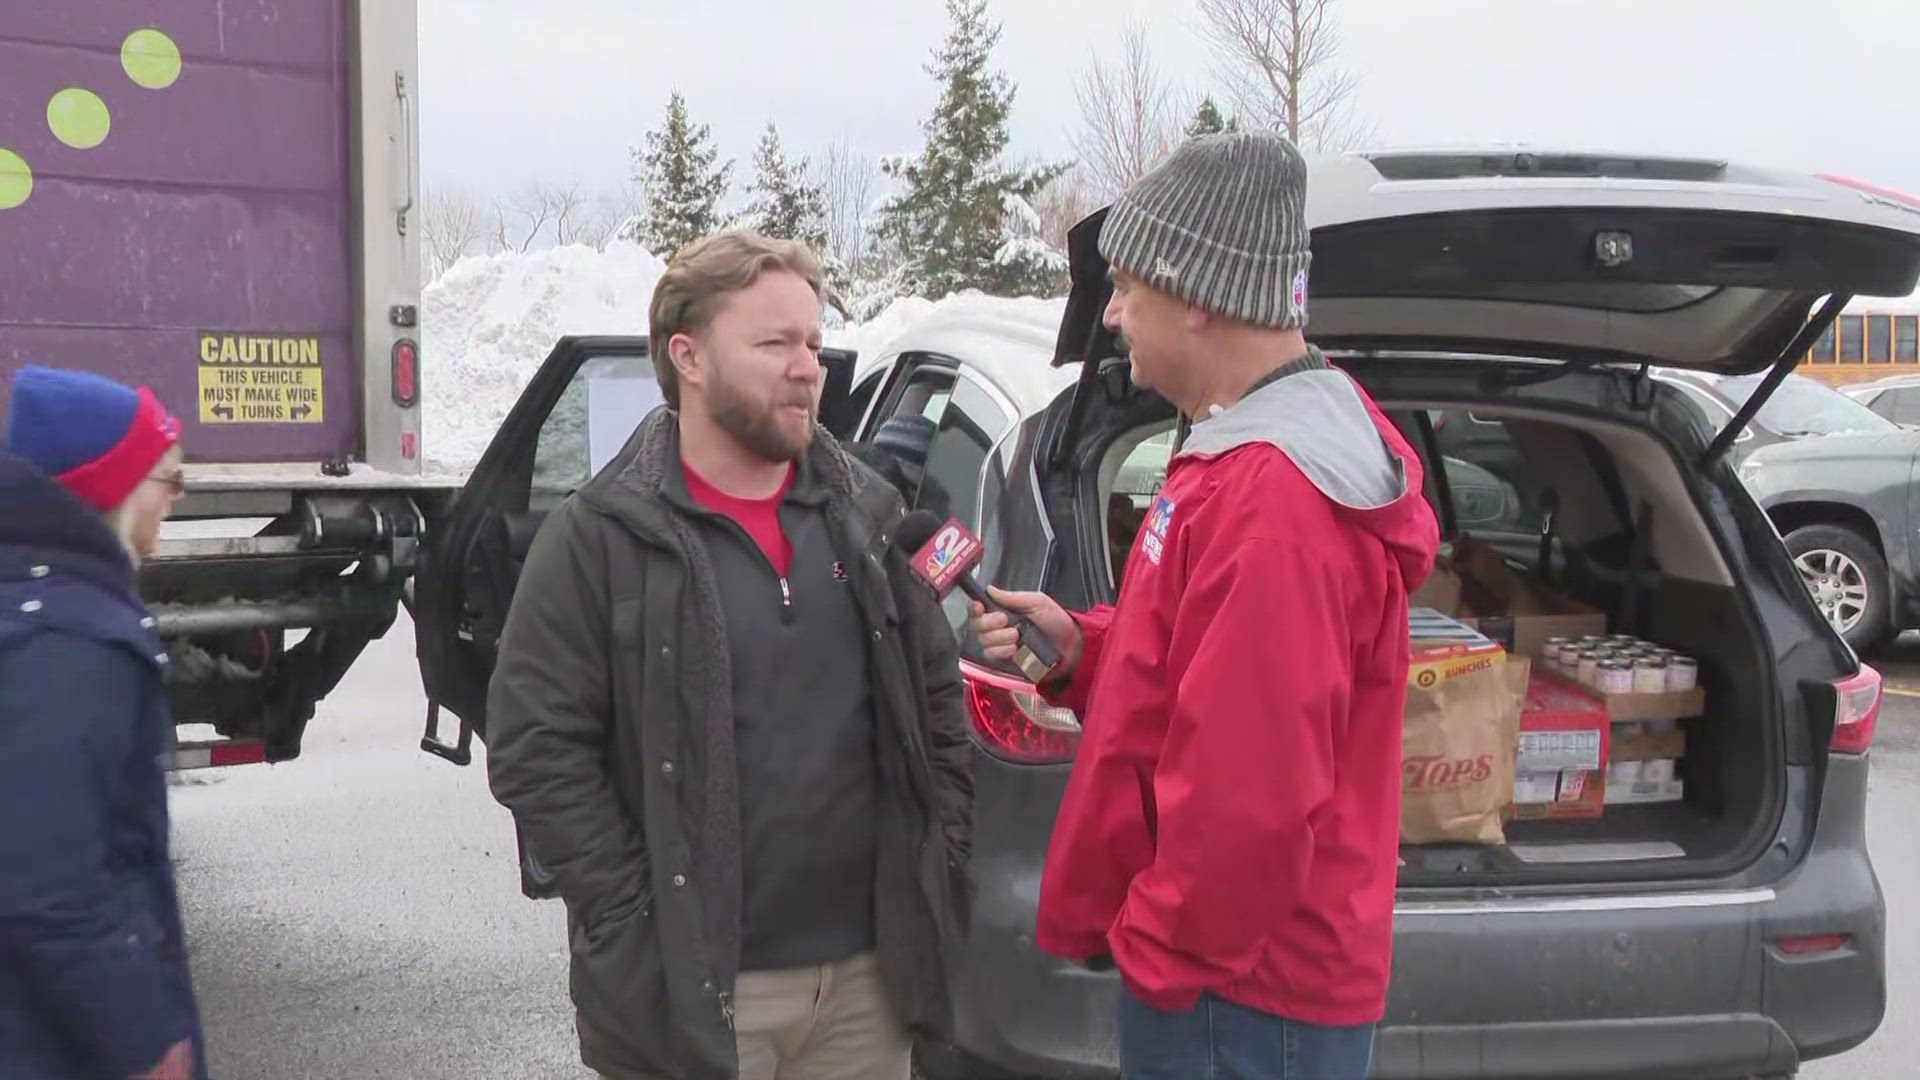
197,331,324,423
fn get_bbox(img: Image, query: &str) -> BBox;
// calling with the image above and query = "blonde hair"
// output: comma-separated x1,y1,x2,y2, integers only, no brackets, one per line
106,444,183,563
647,229,824,408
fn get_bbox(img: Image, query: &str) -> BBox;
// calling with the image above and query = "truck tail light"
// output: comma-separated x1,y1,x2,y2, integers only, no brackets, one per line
170,738,267,771
1830,665,1882,755
961,659,1081,764
392,338,419,408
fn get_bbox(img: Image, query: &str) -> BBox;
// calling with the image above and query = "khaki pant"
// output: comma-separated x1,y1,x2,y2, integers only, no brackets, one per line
601,951,911,1080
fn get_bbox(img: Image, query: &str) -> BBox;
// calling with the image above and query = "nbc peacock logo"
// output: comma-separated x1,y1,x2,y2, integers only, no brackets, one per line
0,27,183,211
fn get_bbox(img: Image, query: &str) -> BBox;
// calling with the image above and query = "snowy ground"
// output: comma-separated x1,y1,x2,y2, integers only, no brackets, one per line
420,241,1057,480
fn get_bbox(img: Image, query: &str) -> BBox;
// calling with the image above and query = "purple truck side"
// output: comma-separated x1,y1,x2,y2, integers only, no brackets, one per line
0,0,419,472
0,1,431,766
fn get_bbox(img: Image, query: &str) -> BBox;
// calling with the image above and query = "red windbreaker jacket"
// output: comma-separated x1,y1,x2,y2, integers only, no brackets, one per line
1037,359,1439,1026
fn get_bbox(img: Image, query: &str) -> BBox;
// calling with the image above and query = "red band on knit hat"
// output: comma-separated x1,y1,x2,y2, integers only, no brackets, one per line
56,387,183,511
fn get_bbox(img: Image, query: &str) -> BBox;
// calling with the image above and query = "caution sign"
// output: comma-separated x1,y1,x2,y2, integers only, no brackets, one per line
197,332,325,423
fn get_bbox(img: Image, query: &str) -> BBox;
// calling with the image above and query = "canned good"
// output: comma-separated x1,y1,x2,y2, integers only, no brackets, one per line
1550,642,1580,677
1577,649,1607,687
1667,655,1698,691
1633,657,1668,693
1597,659,1634,695
1607,634,1641,647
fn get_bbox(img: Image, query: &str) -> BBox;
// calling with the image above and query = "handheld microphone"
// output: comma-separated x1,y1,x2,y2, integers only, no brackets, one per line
893,510,1063,683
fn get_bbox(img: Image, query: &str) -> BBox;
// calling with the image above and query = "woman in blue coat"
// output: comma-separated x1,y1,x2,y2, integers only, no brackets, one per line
0,366,204,1079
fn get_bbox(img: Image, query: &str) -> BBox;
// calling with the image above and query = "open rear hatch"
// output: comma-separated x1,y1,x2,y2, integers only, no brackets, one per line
1056,150,1920,457
1049,149,1920,884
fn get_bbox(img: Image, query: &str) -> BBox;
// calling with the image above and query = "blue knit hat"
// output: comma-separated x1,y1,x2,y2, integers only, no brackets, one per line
5,365,181,510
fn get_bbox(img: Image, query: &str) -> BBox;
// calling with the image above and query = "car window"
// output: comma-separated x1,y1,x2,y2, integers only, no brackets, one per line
1105,429,1176,587
915,373,1014,632
1868,315,1893,364
1838,315,1865,362
1663,379,1751,442
845,367,886,434
1714,373,1895,437
1429,409,1545,536
1890,387,1920,427
531,353,661,511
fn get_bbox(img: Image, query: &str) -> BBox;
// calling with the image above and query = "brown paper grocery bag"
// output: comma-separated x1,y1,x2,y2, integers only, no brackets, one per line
1400,656,1529,845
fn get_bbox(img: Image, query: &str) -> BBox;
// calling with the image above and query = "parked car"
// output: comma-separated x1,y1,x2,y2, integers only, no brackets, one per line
1653,369,1920,652
413,150,1913,1079
1840,372,1920,426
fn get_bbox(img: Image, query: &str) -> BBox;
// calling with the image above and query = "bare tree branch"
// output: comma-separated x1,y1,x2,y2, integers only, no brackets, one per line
1035,168,1094,253
575,181,645,250
419,188,489,281
542,181,592,247
819,137,880,276
1195,0,1374,152
1071,20,1180,201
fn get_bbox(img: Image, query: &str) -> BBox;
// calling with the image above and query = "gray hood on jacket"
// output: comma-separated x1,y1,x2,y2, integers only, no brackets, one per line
1177,366,1408,511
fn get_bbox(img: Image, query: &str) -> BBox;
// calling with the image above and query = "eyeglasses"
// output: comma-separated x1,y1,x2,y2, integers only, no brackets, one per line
146,470,186,496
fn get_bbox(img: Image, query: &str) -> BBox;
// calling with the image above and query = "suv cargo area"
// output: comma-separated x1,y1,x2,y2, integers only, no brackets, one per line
1087,359,1810,887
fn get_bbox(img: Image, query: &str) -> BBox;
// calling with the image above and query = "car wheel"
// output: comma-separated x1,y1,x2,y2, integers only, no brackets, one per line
1784,523,1892,653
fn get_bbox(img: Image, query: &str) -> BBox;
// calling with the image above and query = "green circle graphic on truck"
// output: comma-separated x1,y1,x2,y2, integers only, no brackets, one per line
0,148,30,210
122,28,183,90
47,88,111,149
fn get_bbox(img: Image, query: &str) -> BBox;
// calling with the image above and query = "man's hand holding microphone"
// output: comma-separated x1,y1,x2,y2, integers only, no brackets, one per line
892,510,1082,684
968,590,1080,685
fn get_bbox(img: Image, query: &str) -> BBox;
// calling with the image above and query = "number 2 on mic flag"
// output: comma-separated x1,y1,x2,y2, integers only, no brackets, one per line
912,519,984,595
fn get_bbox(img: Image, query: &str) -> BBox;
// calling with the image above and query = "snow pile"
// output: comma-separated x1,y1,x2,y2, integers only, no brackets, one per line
829,292,1067,376
422,241,1062,478
421,240,666,477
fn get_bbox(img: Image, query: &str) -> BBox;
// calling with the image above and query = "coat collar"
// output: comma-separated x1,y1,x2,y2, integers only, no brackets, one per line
0,452,137,597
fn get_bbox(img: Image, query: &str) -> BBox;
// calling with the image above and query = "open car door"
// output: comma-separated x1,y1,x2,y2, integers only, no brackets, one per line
413,334,857,766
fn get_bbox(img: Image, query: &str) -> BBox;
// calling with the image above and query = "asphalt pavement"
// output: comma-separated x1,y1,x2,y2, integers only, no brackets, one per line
173,619,1920,1079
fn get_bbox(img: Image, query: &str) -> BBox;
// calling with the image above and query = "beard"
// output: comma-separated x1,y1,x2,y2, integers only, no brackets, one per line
706,367,816,463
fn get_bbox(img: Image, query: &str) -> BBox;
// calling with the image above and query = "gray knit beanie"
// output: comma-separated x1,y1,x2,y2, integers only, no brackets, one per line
1098,131,1311,329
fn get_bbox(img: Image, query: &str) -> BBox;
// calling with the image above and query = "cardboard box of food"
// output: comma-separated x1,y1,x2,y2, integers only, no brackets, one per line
1610,722,1687,762
1407,608,1507,690
1592,687,1706,723
1508,670,1611,820
1427,539,1608,660
1605,778,1685,805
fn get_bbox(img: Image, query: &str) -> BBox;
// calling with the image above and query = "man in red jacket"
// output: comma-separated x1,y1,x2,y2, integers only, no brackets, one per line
972,131,1438,1078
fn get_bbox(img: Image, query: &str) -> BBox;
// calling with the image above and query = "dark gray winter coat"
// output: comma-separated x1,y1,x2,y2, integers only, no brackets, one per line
484,409,973,1079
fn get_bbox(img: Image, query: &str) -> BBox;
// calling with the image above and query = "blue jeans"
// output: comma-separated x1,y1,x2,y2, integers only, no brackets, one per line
1118,990,1376,1080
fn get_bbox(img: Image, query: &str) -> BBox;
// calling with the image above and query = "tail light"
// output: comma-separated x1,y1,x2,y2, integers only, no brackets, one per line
1773,932,1853,957
1818,173,1920,212
961,659,1081,764
1830,665,1882,755
392,338,419,407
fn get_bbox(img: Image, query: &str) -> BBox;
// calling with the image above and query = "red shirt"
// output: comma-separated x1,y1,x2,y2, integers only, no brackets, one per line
682,462,794,575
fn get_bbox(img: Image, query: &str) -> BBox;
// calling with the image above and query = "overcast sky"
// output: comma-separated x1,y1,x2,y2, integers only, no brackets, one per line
418,0,1916,204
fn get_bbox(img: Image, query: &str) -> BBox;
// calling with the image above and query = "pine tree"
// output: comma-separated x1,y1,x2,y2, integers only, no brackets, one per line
1187,96,1238,138
623,92,733,258
744,122,852,315
875,0,1068,298
745,123,830,251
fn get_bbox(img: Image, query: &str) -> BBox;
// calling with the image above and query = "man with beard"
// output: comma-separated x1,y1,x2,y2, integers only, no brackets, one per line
484,231,973,1080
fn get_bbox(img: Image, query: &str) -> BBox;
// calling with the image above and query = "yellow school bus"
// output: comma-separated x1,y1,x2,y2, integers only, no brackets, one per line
1800,295,1920,387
